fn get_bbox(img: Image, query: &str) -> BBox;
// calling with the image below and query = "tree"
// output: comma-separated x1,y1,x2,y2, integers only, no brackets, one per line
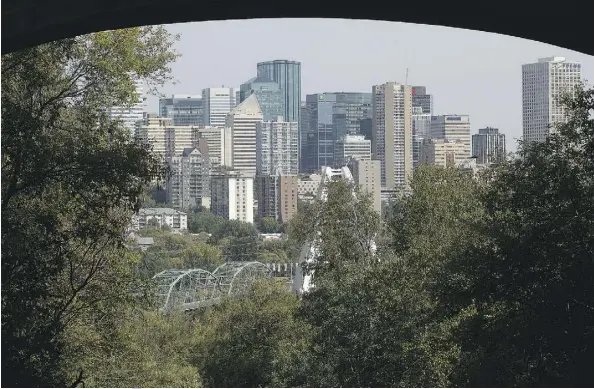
448,85,594,387
258,217,281,233
193,280,312,387
1,27,179,387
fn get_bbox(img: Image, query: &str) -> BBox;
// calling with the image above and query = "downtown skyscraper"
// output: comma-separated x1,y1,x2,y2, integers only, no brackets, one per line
522,56,581,144
239,76,284,121
159,94,203,126
108,77,145,136
302,92,372,173
472,127,506,164
257,60,301,123
202,87,238,127
371,82,413,189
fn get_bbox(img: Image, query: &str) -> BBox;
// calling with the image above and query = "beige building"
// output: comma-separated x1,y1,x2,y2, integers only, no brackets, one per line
135,115,196,159
297,173,322,202
210,170,254,223
334,134,372,166
348,159,381,215
420,138,469,168
225,94,263,177
372,82,413,189
430,115,471,158
257,173,298,223
194,126,226,168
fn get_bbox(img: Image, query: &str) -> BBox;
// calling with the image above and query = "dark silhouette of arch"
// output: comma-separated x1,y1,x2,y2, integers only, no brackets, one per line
2,1,593,54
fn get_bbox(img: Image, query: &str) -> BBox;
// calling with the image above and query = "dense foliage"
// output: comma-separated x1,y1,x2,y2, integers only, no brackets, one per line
2,26,593,387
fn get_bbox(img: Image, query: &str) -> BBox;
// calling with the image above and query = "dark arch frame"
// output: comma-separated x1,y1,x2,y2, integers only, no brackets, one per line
2,1,593,55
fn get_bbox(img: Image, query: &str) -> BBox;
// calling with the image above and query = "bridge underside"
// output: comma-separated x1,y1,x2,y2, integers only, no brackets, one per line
2,1,592,55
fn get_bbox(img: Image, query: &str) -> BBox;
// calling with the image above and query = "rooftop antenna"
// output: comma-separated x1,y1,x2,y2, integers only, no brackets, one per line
405,68,409,86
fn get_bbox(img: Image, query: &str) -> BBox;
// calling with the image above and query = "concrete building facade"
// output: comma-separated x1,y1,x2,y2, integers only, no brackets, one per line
159,94,203,126
210,171,254,224
225,94,263,176
166,147,211,210
256,117,299,176
371,82,413,189
430,115,471,158
132,208,188,231
202,87,238,127
348,159,382,215
334,134,372,166
257,173,298,223
472,127,506,165
522,56,582,144
420,138,468,168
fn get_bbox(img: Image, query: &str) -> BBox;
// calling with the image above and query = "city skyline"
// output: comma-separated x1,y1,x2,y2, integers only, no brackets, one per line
145,19,593,152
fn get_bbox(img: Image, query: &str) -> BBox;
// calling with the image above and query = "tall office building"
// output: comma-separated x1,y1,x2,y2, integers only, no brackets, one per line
202,87,237,127
334,134,372,166
420,139,468,168
472,127,506,165
166,147,211,210
135,115,194,159
348,159,381,215
256,117,299,176
522,56,582,144
108,77,145,136
239,77,284,121
225,94,263,176
371,82,413,189
210,170,254,223
303,92,372,172
195,126,226,168
411,86,434,115
257,172,298,223
257,60,301,123
299,102,309,172
159,94,203,126
431,115,471,158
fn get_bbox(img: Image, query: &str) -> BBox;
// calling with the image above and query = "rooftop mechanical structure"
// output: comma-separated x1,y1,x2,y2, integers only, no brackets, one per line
152,261,272,312
291,166,377,295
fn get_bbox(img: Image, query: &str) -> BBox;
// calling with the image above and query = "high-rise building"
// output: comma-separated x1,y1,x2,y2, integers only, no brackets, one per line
257,60,301,123
166,147,211,210
411,86,434,115
108,77,145,136
334,134,372,166
412,107,432,168
210,170,254,224
202,87,237,127
303,92,372,172
159,94,203,126
135,115,194,159
194,126,226,169
430,115,471,158
420,139,468,168
371,82,413,189
257,172,298,223
359,118,373,141
348,159,381,215
226,94,263,176
472,127,506,165
239,77,284,121
256,117,299,176
299,102,309,172
522,56,582,144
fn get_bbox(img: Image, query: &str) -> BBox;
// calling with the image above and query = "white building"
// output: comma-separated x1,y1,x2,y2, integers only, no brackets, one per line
372,82,413,189
202,87,238,127
226,94,263,176
108,77,145,137
256,116,299,176
334,134,372,166
430,115,471,158
132,208,188,231
522,56,582,144
166,147,211,210
210,171,254,224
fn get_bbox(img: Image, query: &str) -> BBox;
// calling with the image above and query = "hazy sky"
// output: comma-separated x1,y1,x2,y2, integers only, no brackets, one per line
147,19,594,152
